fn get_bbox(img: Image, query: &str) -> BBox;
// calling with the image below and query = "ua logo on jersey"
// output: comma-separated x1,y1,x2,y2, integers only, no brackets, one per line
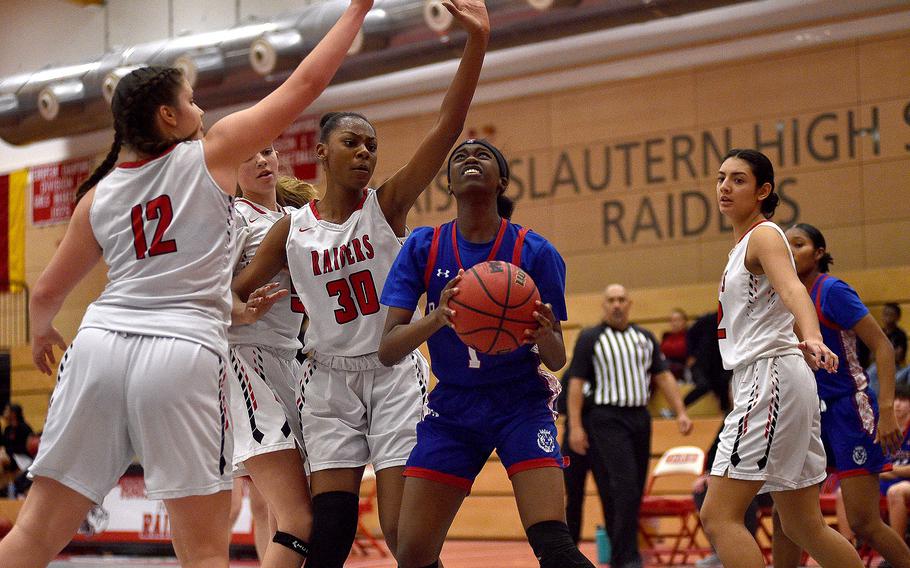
437,269,450,278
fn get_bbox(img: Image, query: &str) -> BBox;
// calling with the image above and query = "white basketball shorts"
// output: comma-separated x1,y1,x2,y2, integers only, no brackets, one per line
300,350,429,473
229,344,306,474
711,353,826,493
29,328,233,503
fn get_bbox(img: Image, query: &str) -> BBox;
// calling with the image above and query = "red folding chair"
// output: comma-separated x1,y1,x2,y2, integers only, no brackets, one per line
638,445,705,565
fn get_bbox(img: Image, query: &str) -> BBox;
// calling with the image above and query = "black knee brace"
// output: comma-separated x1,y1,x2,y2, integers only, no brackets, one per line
526,520,595,568
272,530,310,557
305,491,360,568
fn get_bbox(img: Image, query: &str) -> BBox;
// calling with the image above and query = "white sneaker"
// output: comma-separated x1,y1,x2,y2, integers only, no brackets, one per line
695,553,723,568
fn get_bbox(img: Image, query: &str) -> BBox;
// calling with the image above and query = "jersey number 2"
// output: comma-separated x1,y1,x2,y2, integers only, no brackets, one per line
131,195,177,260
326,270,379,324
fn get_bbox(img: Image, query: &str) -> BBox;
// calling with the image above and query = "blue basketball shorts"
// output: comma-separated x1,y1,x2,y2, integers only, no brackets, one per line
821,389,891,478
403,374,567,492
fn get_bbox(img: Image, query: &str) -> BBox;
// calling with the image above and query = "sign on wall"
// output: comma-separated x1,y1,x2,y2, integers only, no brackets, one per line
31,157,93,226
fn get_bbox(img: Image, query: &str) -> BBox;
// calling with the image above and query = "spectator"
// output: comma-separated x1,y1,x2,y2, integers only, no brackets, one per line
869,332,909,396
661,308,689,382
1,404,33,473
566,283,693,568
881,383,910,543
863,304,909,373
682,312,733,413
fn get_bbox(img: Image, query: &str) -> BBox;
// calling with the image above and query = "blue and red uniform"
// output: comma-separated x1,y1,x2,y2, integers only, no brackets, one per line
380,218,568,491
811,274,891,478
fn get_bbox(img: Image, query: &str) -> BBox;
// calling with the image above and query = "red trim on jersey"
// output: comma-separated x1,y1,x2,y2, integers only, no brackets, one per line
835,463,893,479
403,466,473,493
511,227,530,266
308,190,368,221
506,456,569,478
810,274,842,330
423,226,442,288
235,197,269,215
118,144,179,169
736,219,770,244
451,217,507,270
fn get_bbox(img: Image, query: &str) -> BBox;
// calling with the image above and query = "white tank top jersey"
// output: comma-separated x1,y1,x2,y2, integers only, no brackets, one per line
228,198,304,351
717,220,802,370
286,188,402,357
81,140,234,357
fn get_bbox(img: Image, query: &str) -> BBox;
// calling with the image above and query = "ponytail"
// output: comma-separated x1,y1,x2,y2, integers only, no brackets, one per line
76,129,123,203
276,176,319,209
497,192,515,219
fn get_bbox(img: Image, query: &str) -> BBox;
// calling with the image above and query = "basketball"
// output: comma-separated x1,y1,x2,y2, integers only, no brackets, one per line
448,261,541,355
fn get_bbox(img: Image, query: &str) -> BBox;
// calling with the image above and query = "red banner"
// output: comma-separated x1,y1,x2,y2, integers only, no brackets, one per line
31,157,93,226
273,115,320,181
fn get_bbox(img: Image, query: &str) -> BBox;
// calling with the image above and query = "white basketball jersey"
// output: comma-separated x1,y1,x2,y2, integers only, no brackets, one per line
286,189,401,357
718,221,801,370
81,141,234,357
228,198,304,351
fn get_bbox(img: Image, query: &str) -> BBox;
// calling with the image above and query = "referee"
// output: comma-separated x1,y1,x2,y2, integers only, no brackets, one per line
566,283,693,568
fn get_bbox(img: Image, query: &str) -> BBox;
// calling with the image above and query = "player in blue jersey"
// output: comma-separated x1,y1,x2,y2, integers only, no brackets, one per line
378,139,594,568
770,223,910,568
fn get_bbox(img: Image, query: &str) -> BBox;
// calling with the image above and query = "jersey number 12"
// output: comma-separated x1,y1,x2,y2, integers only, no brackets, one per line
131,195,177,260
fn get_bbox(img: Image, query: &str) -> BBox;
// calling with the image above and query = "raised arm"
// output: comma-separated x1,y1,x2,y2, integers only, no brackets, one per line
233,216,291,301
376,0,489,234
204,0,372,190
748,226,838,373
30,190,103,374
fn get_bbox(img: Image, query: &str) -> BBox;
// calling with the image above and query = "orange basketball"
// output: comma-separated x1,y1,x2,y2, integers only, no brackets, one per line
448,261,540,355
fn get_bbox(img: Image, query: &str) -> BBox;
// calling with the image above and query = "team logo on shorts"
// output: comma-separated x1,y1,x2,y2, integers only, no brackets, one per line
537,429,555,453
853,445,868,465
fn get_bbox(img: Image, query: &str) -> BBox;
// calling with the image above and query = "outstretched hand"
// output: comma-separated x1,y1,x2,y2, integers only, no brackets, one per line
32,327,67,376
237,282,289,325
441,0,490,37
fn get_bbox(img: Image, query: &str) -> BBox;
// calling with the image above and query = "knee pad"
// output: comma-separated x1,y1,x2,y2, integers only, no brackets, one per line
526,520,595,568
272,530,310,557
305,491,360,568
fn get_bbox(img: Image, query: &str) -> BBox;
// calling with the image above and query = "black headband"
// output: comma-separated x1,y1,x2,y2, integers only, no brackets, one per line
446,139,509,187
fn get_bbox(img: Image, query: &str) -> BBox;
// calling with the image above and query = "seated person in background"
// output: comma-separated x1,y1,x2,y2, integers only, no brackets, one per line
660,308,689,382
881,383,910,542
1,404,33,474
682,312,733,413
869,333,909,396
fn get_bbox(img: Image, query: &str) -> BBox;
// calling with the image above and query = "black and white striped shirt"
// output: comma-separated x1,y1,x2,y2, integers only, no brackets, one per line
567,322,667,407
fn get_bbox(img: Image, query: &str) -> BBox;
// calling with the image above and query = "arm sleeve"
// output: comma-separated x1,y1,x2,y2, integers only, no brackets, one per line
523,235,568,321
825,280,870,330
565,328,598,383
379,227,432,311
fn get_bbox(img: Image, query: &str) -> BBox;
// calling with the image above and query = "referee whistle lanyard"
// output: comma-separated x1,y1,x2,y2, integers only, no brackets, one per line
451,217,508,270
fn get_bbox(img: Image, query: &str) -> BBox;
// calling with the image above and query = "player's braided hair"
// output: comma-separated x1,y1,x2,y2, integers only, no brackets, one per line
76,66,187,203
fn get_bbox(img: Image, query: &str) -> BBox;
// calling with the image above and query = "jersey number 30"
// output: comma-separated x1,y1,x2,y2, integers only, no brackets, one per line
131,195,177,260
326,270,379,324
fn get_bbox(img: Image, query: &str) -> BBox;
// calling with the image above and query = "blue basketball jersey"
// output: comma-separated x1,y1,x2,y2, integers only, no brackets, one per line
810,274,871,400
381,219,567,387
